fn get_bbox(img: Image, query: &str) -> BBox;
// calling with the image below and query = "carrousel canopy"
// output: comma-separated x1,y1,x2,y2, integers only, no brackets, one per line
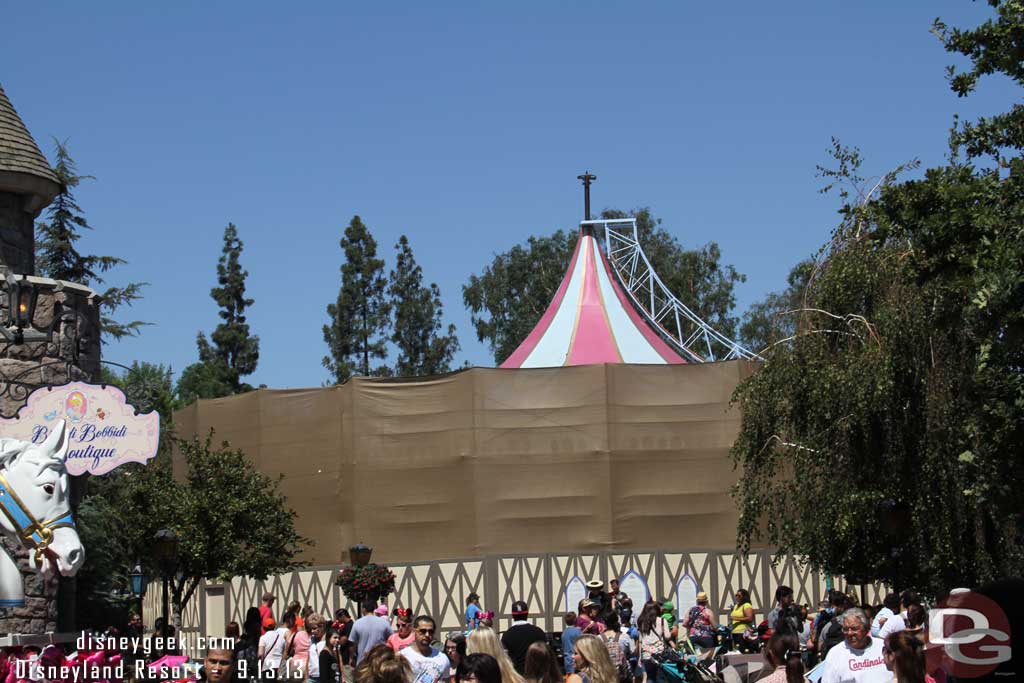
501,224,687,368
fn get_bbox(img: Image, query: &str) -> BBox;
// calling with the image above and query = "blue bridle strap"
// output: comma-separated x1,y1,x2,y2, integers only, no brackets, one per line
0,471,75,561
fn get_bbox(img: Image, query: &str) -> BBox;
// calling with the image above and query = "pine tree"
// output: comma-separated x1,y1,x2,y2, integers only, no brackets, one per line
389,235,460,376
323,216,391,383
207,223,259,389
176,224,259,403
35,140,147,340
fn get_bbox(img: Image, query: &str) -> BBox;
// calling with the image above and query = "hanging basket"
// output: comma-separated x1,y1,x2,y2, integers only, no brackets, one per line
336,563,396,604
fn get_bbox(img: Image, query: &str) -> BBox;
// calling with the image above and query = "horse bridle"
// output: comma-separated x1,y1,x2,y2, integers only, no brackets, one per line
0,470,75,567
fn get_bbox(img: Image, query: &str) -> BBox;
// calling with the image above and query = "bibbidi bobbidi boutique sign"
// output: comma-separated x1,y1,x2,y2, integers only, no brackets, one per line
0,382,160,475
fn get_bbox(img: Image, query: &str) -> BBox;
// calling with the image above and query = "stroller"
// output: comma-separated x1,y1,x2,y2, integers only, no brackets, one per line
651,647,717,683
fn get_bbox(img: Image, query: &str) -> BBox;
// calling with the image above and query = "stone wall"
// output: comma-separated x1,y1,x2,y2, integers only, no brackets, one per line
0,537,58,634
0,277,101,417
0,275,99,635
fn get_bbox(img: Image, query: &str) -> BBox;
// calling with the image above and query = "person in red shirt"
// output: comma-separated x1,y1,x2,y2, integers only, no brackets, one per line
258,592,276,633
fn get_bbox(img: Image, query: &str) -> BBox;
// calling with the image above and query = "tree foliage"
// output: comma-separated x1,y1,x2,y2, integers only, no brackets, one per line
933,0,1024,161
77,361,176,627
78,362,307,628
463,208,745,365
323,216,392,382
463,228,576,366
731,4,1024,593
92,433,309,629
175,343,236,406
35,140,148,341
739,259,814,354
389,235,460,376
177,224,259,403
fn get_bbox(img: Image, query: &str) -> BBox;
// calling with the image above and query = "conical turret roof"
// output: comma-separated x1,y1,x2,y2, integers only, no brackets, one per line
501,227,686,368
0,83,60,212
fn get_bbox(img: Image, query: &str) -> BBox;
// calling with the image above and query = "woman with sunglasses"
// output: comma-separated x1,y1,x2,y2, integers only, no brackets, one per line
388,609,416,652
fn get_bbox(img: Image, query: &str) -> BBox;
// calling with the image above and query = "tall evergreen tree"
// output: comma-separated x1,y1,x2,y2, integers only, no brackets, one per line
35,140,147,340
206,223,259,388
323,216,391,383
176,223,259,403
388,235,460,376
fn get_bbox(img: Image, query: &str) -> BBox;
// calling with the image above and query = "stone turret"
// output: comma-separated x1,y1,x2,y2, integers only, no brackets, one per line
0,84,61,275
0,84,102,635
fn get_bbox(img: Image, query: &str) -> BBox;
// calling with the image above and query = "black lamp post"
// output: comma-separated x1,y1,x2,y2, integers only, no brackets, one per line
153,529,180,644
128,562,149,622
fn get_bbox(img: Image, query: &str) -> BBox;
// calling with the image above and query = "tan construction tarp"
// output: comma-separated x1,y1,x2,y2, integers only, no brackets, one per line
173,361,756,565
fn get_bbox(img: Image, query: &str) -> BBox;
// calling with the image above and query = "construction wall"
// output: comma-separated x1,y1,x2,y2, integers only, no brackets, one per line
173,361,757,567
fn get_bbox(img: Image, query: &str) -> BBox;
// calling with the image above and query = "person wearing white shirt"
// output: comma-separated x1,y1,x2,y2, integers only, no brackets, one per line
876,612,906,641
821,608,890,683
400,616,449,683
870,594,899,637
307,615,326,683
258,623,289,678
876,590,920,642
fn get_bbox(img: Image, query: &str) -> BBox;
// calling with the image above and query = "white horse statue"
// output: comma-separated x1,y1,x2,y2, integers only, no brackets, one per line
0,420,84,608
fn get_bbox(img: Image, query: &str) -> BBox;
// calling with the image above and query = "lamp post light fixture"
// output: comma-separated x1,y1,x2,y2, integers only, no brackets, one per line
153,529,180,644
129,562,148,621
348,543,372,567
3,274,38,346
0,273,93,357
9,276,37,340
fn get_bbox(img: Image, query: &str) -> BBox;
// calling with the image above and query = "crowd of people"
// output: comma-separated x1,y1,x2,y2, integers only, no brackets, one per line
734,586,935,683
194,582,941,683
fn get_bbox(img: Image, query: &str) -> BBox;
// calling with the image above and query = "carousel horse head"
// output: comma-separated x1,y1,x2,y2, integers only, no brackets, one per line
0,420,84,577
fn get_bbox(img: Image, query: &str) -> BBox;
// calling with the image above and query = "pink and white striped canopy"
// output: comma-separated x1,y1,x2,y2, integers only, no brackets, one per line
500,229,686,368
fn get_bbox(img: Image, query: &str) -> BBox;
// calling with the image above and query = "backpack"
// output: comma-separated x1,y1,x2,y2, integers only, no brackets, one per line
820,616,845,656
685,606,714,639
640,618,667,659
604,631,632,683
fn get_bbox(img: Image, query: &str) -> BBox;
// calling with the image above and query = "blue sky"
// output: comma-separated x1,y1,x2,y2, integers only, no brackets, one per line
2,1,1013,389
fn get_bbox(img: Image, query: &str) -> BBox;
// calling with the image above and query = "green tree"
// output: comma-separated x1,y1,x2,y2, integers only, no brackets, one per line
462,208,745,364
177,223,260,403
175,343,235,405
730,0,1024,592
35,140,147,340
739,259,814,354
463,229,575,365
933,0,1024,161
388,235,460,376
323,216,391,382
77,361,177,627
100,433,310,630
74,494,133,627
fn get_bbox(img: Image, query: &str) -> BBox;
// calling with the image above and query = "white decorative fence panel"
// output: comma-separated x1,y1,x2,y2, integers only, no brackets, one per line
156,550,883,657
